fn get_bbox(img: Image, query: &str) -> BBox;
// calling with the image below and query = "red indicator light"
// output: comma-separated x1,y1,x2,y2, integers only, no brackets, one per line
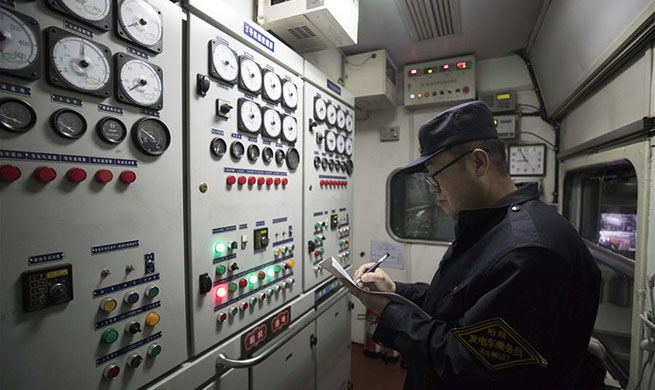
442,64,450,71
274,178,281,186
216,286,227,298
238,278,248,288
266,177,273,185
409,68,418,76
257,177,265,185
457,61,467,69
282,178,288,186
226,175,236,185
248,176,256,185
237,176,247,185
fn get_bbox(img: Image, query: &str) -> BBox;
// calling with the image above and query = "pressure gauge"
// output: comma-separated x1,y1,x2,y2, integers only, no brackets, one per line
262,108,281,138
238,57,262,94
336,134,345,154
325,130,336,152
210,42,238,84
97,117,126,144
116,54,163,109
286,147,300,170
313,96,326,122
47,0,111,31
508,144,546,176
210,137,226,158
275,149,285,165
345,137,353,156
230,141,244,160
326,104,336,126
237,99,262,134
345,113,354,133
247,144,260,162
282,115,298,143
262,146,274,163
281,80,298,110
262,70,282,102
336,109,345,129
51,109,87,139
0,98,36,133
132,117,170,156
0,8,41,80
117,0,163,53
46,28,112,98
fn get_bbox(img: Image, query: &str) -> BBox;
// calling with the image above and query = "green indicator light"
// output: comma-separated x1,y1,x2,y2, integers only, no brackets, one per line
101,329,119,344
230,307,238,316
274,265,281,273
149,344,162,357
290,244,295,251
250,297,258,305
216,265,227,275
319,248,325,255
228,282,238,292
147,286,160,298
214,242,226,253
267,268,275,277
249,275,258,284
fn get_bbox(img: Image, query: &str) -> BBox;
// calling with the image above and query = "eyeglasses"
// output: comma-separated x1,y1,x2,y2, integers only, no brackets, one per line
425,149,483,188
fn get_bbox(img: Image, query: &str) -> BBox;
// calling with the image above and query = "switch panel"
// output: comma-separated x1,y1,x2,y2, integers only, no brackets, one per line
21,264,74,312
254,228,270,250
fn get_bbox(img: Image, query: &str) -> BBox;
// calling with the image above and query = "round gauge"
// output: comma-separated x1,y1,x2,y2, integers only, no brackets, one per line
97,117,126,144
262,146,274,163
132,118,171,156
230,141,244,160
286,147,300,170
328,159,335,171
262,71,282,102
119,58,162,107
340,161,347,171
247,144,260,162
210,137,226,158
51,36,110,92
262,108,281,138
326,104,336,126
51,109,87,139
211,44,238,83
239,58,262,93
118,0,163,49
0,8,38,71
238,99,262,133
282,80,297,109
313,156,320,169
336,109,345,129
275,149,285,165
345,113,354,133
336,134,345,154
325,130,336,152
345,137,353,156
313,97,326,121
0,98,36,133
282,115,298,143
321,157,328,170
335,161,341,172
346,160,354,175
60,0,110,22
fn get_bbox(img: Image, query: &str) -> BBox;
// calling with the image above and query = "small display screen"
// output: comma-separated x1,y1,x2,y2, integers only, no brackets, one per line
598,213,636,253
496,93,511,100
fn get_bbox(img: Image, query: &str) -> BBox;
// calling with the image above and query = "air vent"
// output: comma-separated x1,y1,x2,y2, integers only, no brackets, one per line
394,0,462,42
288,25,317,40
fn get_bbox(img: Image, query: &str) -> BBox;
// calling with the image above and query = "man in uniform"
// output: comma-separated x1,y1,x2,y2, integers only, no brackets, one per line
346,101,601,389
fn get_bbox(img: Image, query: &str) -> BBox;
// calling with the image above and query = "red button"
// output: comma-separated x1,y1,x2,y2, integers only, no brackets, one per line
274,178,281,186
238,278,248,288
237,176,246,185
343,181,348,187
218,312,227,322
226,175,236,185
248,176,256,185
463,86,470,93
258,271,266,280
34,166,57,183
257,177,265,186
282,178,288,186
240,302,249,311
314,250,321,257
266,178,273,185
104,364,120,380
319,180,325,186
66,168,87,183
0,164,21,182
95,169,113,183
119,170,136,184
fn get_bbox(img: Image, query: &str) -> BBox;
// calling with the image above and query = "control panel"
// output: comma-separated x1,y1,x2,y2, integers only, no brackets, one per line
0,1,187,389
302,61,355,291
403,54,476,109
185,13,304,355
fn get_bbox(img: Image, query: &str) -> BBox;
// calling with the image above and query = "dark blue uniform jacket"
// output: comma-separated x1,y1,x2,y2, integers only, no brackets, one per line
373,183,601,389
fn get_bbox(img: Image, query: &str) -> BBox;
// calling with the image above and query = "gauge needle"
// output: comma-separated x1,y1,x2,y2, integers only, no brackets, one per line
142,130,157,141
57,120,76,133
80,42,85,57
1,115,21,124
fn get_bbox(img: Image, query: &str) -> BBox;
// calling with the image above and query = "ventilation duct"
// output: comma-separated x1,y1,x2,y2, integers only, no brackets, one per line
394,0,462,42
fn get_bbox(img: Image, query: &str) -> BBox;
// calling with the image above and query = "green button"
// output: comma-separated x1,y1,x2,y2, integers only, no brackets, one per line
216,265,227,275
250,297,258,305
274,265,281,273
230,307,238,316
146,286,160,298
314,236,321,244
319,248,325,255
101,329,119,344
229,240,238,250
148,344,162,357
228,282,238,292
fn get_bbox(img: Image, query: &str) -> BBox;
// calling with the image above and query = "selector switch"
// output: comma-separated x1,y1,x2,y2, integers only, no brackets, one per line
229,262,239,272
199,273,212,294
123,291,139,305
125,320,142,335
197,74,211,96
216,99,233,119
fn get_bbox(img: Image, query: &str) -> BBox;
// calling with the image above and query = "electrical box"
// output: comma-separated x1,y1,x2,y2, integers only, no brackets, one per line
494,115,517,139
345,49,397,111
403,54,476,109
481,90,516,113
257,0,359,52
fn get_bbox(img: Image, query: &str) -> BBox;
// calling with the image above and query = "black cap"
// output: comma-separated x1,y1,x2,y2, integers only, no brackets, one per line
401,100,498,174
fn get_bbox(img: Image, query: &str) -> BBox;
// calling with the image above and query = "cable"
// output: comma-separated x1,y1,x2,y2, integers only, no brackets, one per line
345,53,376,67
519,131,556,148
630,351,654,390
518,103,541,111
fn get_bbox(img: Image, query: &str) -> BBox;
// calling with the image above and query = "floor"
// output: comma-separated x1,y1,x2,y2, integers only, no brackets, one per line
351,343,407,390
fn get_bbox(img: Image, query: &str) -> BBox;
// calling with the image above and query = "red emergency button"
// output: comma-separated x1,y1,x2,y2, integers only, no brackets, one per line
257,177,265,186
95,169,113,183
119,170,136,184
226,175,236,185
282,178,288,186
258,271,266,280
266,177,273,186
237,176,246,185
274,178,281,186
34,166,57,182
238,278,248,288
66,168,87,183
248,176,256,185
0,164,21,182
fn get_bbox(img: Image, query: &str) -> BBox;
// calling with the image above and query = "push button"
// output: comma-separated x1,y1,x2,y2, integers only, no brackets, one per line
238,278,248,288
266,177,273,185
147,343,162,357
248,176,256,185
0,164,21,182
66,167,87,183
100,297,117,313
237,176,247,185
127,353,143,368
101,328,119,344
34,166,56,182
95,169,113,183
119,170,136,184
257,177,265,185
124,291,139,305
145,285,159,298
217,312,228,322
103,364,120,380
274,178,281,186
145,312,160,327
226,175,236,185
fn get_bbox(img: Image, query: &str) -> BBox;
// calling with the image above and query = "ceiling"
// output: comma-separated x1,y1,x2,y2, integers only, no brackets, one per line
341,0,545,68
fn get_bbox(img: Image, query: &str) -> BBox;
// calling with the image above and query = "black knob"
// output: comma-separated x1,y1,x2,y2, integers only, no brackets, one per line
126,321,142,334
229,262,239,271
309,120,318,132
308,240,316,252
49,283,67,299
220,104,233,114
261,237,269,246
197,74,210,97
199,273,212,294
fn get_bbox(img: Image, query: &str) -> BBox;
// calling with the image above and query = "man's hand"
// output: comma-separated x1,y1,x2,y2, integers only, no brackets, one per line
354,263,396,293
340,278,390,315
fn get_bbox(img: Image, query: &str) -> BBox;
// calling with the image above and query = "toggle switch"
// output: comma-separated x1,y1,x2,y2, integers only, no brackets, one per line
125,320,142,335
197,74,210,97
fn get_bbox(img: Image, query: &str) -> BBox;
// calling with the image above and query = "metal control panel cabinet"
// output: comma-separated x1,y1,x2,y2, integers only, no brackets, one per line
302,61,355,291
0,1,186,388
316,292,352,390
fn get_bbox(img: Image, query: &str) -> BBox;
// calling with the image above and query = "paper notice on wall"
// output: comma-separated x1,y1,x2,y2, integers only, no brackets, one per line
370,241,404,270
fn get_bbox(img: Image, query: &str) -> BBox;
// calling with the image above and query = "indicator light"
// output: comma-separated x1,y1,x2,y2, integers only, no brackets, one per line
258,271,266,280
148,344,162,357
238,278,248,288
417,93,423,98
216,286,227,298
228,282,238,292
100,297,117,313
145,312,160,327
409,93,415,99
215,242,226,253
267,268,275,277
101,329,119,344
229,307,238,316
103,364,120,380
145,285,159,298
274,265,282,273
249,275,258,284
216,265,227,275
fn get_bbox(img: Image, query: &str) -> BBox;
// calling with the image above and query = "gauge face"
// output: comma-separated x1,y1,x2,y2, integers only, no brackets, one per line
237,99,262,134
97,117,126,144
0,98,36,133
238,57,262,94
336,109,345,129
118,0,163,50
286,147,300,170
325,130,336,152
334,161,341,172
210,137,226,158
345,137,353,156
60,0,110,22
230,141,244,160
345,113,354,133
313,156,320,169
51,109,87,139
313,97,326,121
262,71,282,102
282,80,297,109
262,108,281,138
336,134,345,154
0,8,39,74
262,146,273,163
282,115,298,143
275,149,285,165
321,157,328,170
118,57,163,108
328,159,335,171
326,104,336,126
50,34,111,94
247,144,260,162
211,43,238,84
132,118,170,156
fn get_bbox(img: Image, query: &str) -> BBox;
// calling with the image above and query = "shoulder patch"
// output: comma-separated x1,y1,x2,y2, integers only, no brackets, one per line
452,317,548,370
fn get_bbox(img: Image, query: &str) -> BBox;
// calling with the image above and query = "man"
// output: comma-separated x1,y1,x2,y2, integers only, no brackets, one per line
346,101,601,389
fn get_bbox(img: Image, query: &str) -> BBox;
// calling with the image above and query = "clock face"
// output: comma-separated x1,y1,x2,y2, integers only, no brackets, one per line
509,144,546,176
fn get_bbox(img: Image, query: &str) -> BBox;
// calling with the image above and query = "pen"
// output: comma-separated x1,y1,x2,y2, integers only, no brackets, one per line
355,252,390,286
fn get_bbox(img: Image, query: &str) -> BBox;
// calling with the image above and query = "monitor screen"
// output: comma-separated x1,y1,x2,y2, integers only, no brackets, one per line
598,213,636,253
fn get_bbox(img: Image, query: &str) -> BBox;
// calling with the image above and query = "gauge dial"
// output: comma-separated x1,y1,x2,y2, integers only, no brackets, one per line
345,113,354,133
238,57,262,94
211,43,238,84
313,97,326,121
286,147,300,170
0,8,40,78
247,144,260,162
0,98,36,133
275,149,285,165
262,146,273,163
60,0,110,22
345,137,353,156
325,130,336,152
321,157,328,170
118,0,163,51
118,56,163,108
282,115,298,143
262,70,282,102
230,141,244,160
210,137,226,158
313,156,320,169
336,109,345,129
326,104,336,126
262,108,281,138
51,109,87,139
336,134,345,154
97,117,126,144
237,99,262,134
335,161,341,172
282,80,297,110
132,117,170,156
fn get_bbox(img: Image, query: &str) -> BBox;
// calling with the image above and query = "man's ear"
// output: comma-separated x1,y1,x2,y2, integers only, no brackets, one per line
472,149,490,176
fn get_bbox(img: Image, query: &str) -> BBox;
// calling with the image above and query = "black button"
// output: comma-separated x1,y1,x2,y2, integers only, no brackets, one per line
199,273,212,294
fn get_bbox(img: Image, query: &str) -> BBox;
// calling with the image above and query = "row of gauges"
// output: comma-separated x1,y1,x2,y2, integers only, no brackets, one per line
324,130,353,156
313,156,353,175
313,96,353,132
209,41,298,110
237,99,297,143
0,97,170,156
210,137,300,170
